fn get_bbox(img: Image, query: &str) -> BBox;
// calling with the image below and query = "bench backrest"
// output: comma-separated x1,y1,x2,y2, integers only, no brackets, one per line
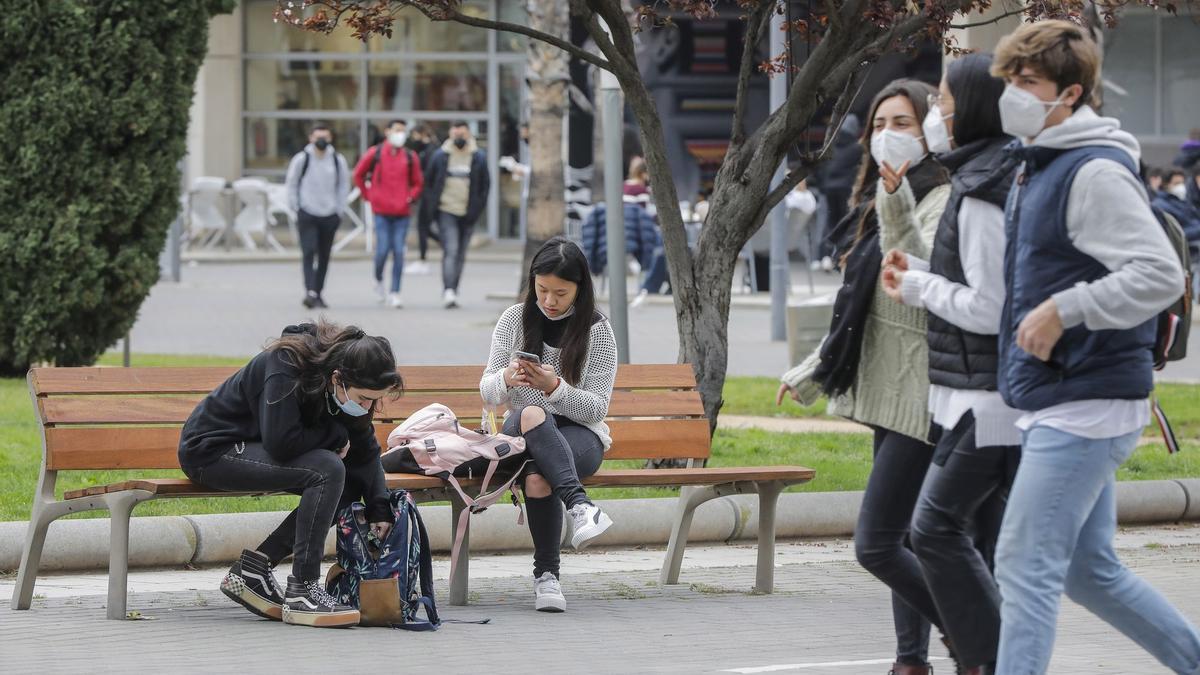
29,365,711,471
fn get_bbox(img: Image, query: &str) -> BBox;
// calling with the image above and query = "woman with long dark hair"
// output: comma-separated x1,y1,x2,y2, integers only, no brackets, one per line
178,321,403,628
480,236,618,613
880,54,1022,674
778,80,951,675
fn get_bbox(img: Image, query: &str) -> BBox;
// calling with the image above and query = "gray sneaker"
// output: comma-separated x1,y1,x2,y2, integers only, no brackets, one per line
568,502,613,550
534,571,566,613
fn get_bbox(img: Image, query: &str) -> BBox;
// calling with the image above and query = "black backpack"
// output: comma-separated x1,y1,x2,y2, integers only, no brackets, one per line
1151,207,1192,370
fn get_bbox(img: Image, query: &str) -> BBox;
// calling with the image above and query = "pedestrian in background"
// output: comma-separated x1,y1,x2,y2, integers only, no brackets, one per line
286,123,350,309
422,121,490,309
354,119,424,309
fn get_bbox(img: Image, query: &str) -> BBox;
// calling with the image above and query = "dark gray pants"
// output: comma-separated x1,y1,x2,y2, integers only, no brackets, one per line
438,211,472,292
298,210,340,294
183,442,368,581
911,412,1019,669
503,407,604,578
856,428,939,666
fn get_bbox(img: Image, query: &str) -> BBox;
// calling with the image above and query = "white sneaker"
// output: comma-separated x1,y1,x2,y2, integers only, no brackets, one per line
443,289,458,309
408,260,430,275
821,256,835,272
388,293,403,309
630,289,649,308
808,260,822,271
373,281,386,302
628,259,642,276
533,572,566,613
568,502,613,550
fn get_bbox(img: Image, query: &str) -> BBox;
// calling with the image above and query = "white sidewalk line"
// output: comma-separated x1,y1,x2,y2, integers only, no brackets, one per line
724,656,949,673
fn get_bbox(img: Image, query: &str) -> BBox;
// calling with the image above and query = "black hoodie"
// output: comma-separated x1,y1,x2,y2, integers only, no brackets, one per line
178,324,382,471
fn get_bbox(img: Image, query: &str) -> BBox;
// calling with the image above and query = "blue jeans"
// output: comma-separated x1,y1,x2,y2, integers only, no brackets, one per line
641,250,671,294
438,211,472,292
995,425,1200,675
374,214,410,293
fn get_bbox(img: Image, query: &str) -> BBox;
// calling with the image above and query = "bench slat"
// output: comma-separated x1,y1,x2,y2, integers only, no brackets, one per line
31,364,699,395
44,418,713,470
39,390,706,425
61,466,816,500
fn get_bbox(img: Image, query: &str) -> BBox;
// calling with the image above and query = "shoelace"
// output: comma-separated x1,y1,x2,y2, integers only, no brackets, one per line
304,579,342,607
263,569,283,599
538,577,562,595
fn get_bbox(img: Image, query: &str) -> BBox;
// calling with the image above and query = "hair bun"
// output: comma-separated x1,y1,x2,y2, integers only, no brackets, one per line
353,328,366,339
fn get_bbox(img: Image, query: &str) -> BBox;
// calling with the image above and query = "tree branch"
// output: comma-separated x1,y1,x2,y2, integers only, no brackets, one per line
402,3,614,73
731,1,775,147
949,6,1027,29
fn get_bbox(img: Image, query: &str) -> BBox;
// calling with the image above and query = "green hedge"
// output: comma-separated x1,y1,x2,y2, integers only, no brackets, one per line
0,0,233,375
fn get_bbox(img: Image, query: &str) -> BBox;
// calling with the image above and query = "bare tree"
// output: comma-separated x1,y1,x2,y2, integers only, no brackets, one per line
278,0,1189,433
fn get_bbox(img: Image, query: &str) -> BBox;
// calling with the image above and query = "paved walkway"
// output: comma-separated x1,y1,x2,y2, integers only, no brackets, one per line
5,526,1200,673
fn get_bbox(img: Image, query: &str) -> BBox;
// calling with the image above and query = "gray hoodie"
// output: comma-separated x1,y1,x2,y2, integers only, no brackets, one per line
285,143,351,218
1033,106,1182,331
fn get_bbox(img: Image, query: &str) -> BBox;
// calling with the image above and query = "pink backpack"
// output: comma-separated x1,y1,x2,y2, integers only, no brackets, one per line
383,403,529,576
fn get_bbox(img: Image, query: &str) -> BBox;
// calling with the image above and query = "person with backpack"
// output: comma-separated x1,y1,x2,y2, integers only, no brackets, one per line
987,21,1200,674
421,121,490,309
778,80,951,675
480,236,617,613
878,54,1022,675
354,119,424,309
286,123,351,310
178,321,403,628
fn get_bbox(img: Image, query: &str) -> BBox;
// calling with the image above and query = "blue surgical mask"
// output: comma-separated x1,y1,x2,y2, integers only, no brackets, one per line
332,380,370,417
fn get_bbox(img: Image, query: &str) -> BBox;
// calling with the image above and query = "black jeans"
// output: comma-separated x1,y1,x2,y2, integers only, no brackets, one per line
911,412,1020,669
183,442,348,581
438,211,473,292
298,210,340,295
855,428,940,665
503,408,604,578
415,210,437,260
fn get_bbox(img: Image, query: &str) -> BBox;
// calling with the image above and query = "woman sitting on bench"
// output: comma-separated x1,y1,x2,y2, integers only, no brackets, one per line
480,236,618,613
178,321,402,629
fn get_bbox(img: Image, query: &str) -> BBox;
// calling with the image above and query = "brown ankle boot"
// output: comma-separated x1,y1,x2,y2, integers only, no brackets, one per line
888,663,931,675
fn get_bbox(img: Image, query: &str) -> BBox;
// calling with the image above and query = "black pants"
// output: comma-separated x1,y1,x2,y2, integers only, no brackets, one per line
438,211,473,292
503,408,604,578
415,211,437,260
911,413,1020,669
855,428,940,665
183,443,384,581
298,210,340,295
822,188,851,259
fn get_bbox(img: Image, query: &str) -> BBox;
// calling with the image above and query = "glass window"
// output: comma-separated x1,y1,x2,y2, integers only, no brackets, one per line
1102,14,1157,135
497,1,530,52
245,0,365,54
245,59,361,111
244,118,363,173
1161,16,1200,136
366,2,489,54
368,61,488,112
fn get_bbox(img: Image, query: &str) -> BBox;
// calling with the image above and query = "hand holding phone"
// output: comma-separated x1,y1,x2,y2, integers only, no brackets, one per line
513,350,542,365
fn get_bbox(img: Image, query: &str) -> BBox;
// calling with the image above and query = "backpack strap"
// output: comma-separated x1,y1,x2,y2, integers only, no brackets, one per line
391,495,441,631
366,144,385,187
1152,398,1181,455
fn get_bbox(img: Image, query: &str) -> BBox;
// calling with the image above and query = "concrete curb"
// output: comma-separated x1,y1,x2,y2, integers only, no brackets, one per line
3,480,1198,572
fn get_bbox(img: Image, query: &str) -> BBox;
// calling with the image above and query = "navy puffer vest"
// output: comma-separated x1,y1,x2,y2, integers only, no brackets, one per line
998,145,1156,411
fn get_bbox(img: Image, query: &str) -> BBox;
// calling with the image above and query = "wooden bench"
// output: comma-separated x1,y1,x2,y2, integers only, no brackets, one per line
12,365,815,619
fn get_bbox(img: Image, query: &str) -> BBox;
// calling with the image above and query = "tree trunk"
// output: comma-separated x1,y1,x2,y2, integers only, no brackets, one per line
519,0,570,292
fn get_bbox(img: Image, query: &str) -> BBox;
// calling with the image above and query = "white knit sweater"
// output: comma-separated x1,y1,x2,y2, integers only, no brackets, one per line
480,304,618,450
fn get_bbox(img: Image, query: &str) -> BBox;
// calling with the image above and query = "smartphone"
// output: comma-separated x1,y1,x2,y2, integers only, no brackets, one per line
513,350,542,365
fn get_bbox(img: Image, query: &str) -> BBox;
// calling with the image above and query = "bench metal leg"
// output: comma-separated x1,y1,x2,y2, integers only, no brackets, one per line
659,485,719,586
104,491,149,620
448,496,470,606
754,481,785,594
11,505,55,610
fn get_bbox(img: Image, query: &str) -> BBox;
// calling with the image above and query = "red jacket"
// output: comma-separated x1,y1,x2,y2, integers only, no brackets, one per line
352,144,424,217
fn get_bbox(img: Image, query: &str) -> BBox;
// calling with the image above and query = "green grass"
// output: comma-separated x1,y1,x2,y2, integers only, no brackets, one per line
2,360,1200,521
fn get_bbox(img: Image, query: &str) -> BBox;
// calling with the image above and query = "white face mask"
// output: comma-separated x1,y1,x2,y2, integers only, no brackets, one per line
538,303,575,321
388,131,407,147
921,105,954,155
1167,184,1188,200
870,129,926,171
999,85,1068,141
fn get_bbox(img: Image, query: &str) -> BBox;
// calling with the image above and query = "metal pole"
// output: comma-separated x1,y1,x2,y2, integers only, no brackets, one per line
122,334,131,368
600,20,630,363
768,10,789,341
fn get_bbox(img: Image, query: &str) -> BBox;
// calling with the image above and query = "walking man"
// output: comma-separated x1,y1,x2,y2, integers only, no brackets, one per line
354,119,424,308
991,20,1200,674
421,121,490,309
286,123,350,309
